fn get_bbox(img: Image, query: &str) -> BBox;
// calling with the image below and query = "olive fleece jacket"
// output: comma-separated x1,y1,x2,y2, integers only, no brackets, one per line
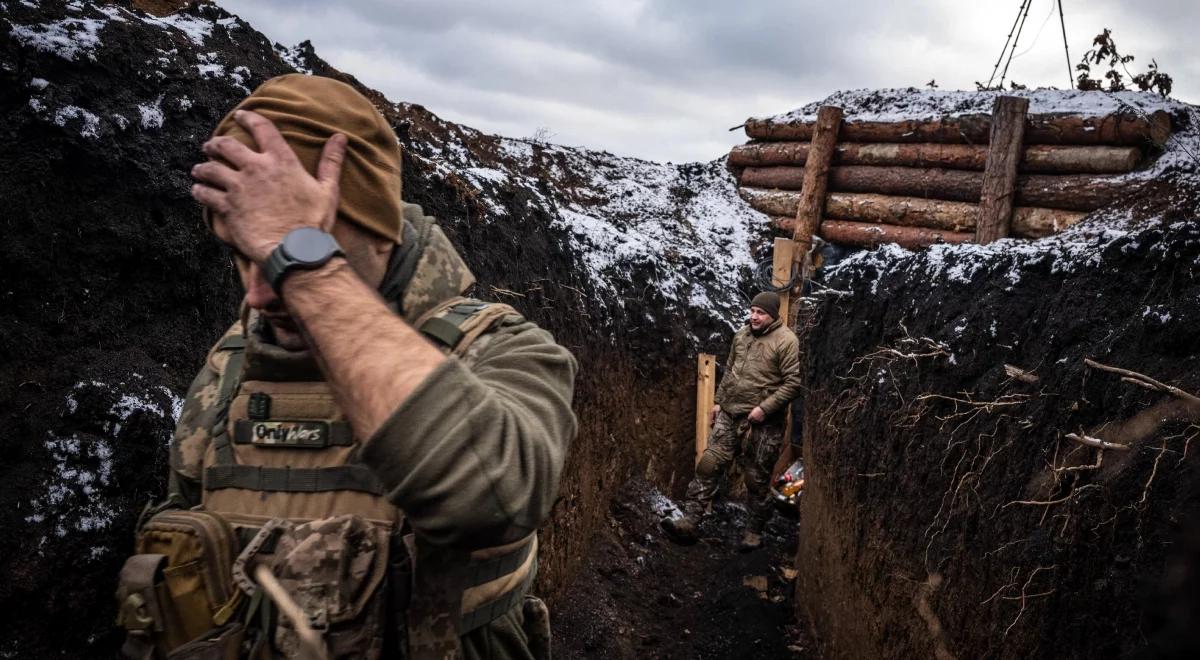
714,318,802,418
361,314,577,548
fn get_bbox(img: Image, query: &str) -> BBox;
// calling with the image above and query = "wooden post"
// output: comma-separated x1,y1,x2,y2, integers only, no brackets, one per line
788,105,842,328
976,96,1030,243
695,353,716,465
771,237,795,324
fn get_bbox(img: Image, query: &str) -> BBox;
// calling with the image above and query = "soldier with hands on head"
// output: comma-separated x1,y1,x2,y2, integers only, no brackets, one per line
116,74,576,660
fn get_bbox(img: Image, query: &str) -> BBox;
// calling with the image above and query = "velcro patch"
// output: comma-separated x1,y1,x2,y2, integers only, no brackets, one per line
233,420,351,448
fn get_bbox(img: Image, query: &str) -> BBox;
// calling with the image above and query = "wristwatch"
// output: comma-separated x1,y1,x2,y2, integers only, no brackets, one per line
262,227,345,293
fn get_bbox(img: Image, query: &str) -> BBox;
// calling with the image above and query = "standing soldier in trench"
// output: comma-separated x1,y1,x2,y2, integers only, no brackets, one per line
662,291,802,551
116,74,577,659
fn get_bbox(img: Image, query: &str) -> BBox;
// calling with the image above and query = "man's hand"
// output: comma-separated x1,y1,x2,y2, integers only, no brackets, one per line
190,110,347,263
710,404,721,426
748,406,765,424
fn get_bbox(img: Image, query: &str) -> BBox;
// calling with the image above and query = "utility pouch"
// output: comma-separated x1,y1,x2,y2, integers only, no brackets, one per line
166,622,245,660
117,509,243,658
266,514,391,660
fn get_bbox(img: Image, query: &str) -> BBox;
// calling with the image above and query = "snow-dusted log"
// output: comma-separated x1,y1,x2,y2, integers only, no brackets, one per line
737,166,1132,212
728,142,1142,174
768,218,974,249
744,110,1171,147
741,189,1087,238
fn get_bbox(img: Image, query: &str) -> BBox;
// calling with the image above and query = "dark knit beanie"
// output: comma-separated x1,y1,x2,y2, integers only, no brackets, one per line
751,291,780,319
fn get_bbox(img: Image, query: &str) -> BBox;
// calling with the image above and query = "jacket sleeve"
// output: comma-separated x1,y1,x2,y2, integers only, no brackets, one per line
361,318,578,549
758,333,803,416
714,331,740,406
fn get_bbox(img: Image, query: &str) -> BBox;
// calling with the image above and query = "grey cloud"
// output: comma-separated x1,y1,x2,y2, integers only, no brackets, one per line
220,0,1199,162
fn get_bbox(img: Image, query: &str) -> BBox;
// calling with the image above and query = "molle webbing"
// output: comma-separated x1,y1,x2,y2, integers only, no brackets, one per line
420,301,491,348
205,464,386,495
211,335,246,466
457,537,538,634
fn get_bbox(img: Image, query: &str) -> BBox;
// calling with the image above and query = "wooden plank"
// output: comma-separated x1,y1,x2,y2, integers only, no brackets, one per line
695,353,717,465
771,237,795,325
976,96,1030,243
788,105,842,328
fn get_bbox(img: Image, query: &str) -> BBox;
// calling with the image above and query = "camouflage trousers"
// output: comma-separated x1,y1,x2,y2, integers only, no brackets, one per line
684,410,785,532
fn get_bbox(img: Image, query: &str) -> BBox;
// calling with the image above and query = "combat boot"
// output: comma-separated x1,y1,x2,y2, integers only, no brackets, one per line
661,513,700,545
737,529,763,552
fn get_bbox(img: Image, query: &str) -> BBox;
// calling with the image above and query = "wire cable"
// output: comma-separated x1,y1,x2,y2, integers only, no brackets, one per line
1058,0,1073,88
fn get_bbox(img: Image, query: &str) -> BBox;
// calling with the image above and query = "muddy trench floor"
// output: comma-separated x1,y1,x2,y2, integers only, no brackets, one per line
551,478,815,659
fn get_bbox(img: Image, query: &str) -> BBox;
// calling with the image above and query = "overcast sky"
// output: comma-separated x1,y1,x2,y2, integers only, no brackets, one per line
220,0,1199,163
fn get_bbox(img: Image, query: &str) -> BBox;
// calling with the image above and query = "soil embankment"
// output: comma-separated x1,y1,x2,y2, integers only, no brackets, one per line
0,2,760,655
797,179,1200,658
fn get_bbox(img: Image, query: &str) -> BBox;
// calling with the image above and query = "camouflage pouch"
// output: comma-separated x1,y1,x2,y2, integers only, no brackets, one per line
267,515,391,660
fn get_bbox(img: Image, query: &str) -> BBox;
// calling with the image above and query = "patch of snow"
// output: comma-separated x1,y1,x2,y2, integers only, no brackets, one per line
29,77,49,90
136,96,164,129
229,65,251,94
9,15,108,61
197,63,225,78
24,432,118,551
465,167,509,184
52,105,102,139
143,11,213,47
1142,306,1172,324
276,43,313,75
647,489,683,520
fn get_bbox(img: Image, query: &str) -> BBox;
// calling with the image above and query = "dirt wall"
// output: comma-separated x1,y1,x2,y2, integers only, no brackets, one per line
795,195,1200,659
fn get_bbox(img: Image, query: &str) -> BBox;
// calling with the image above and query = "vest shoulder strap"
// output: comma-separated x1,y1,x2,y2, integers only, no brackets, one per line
417,297,521,358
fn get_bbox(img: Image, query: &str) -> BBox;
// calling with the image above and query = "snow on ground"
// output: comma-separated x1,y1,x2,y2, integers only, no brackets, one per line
9,0,266,138
24,376,183,556
759,88,1194,124
404,111,767,338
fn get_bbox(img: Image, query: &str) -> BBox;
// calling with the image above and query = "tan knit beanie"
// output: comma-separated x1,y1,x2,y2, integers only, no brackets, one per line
209,74,403,242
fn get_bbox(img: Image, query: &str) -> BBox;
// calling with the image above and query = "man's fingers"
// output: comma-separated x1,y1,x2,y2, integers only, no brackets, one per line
202,136,259,168
190,183,230,215
234,110,292,159
316,133,348,185
191,161,239,191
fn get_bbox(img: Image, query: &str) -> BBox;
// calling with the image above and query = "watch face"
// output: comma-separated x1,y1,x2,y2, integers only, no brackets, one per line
283,227,336,264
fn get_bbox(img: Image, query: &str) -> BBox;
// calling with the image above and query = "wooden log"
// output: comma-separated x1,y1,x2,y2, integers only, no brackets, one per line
738,165,1131,212
788,105,842,328
742,188,1087,238
728,141,1141,174
1012,206,1088,238
819,220,974,249
695,353,716,465
977,96,1029,243
744,109,1171,147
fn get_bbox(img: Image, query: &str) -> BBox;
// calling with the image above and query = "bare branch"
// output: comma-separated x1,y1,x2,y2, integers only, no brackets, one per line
1064,432,1130,451
1084,358,1200,407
